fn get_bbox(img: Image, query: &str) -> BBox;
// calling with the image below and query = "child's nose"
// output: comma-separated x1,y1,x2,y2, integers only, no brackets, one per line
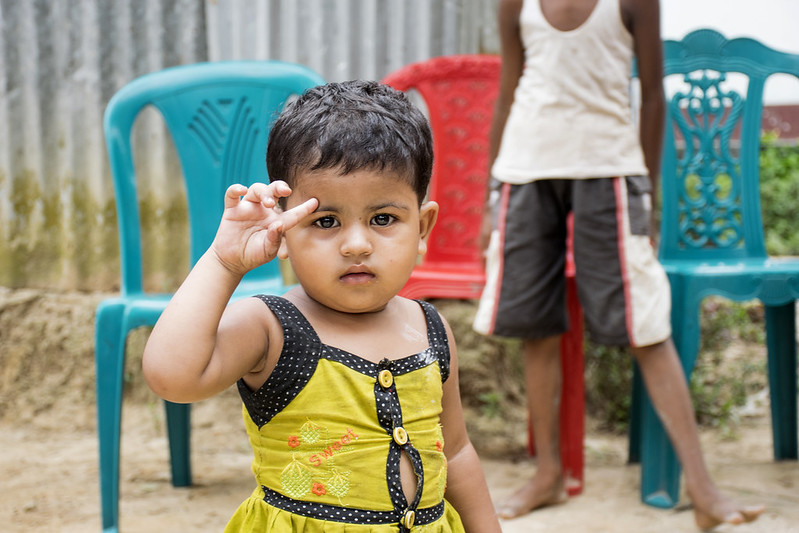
340,225,373,257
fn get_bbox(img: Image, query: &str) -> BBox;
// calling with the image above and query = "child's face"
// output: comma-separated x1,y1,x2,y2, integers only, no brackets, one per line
279,168,437,314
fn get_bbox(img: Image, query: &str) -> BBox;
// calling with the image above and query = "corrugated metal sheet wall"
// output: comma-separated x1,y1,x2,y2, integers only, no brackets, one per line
0,0,208,291
0,0,499,291
206,0,498,80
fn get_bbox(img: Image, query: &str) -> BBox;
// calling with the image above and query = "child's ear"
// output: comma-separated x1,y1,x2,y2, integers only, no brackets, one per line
277,234,289,260
417,201,439,256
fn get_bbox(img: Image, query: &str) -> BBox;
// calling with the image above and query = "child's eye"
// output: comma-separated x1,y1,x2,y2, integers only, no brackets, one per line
313,216,339,229
372,214,395,226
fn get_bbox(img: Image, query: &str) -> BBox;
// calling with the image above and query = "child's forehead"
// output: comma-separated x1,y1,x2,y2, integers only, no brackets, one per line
293,166,415,191
286,167,419,211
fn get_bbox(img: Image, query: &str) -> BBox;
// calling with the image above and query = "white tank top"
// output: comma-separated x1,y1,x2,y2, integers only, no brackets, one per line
492,0,648,182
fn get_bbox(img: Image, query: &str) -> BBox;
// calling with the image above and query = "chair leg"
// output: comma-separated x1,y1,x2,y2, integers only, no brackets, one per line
95,300,127,532
639,279,700,509
638,384,681,508
560,275,585,496
164,400,192,486
765,302,798,460
627,363,644,464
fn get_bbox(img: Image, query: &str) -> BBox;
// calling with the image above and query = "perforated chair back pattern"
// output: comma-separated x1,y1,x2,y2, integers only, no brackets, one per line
107,61,324,296
383,55,500,299
96,60,325,532
658,29,798,263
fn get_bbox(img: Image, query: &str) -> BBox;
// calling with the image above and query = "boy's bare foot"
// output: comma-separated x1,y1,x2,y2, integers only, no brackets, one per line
691,490,765,531
496,473,568,519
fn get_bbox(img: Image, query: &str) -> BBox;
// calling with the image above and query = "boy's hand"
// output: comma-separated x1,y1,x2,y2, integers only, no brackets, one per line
212,181,318,275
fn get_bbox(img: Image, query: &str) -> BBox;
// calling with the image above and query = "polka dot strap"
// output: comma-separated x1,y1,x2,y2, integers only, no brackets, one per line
236,295,322,428
417,300,451,383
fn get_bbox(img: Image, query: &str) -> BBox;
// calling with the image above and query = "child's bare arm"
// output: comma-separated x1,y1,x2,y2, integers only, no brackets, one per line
439,317,502,532
142,181,317,403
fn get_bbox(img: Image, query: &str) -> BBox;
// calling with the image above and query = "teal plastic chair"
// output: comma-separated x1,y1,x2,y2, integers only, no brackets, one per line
631,29,799,508
96,60,324,532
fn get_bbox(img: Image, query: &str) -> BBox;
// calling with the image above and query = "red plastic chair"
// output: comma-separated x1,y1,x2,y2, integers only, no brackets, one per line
383,55,584,496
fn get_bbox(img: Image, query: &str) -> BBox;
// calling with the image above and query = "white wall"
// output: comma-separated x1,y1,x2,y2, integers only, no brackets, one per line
661,0,799,104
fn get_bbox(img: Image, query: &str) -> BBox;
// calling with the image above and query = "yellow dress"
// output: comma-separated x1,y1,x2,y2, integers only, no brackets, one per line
224,296,466,532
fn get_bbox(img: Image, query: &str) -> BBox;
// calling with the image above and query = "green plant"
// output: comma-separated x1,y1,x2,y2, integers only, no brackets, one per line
690,298,768,433
583,298,768,435
477,392,503,419
760,133,799,255
583,342,633,433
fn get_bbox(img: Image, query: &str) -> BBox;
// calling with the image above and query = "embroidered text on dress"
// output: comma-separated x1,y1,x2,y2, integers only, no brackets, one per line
308,428,359,466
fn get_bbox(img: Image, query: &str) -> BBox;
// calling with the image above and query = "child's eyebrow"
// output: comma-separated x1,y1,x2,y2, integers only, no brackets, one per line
370,201,411,212
313,201,412,213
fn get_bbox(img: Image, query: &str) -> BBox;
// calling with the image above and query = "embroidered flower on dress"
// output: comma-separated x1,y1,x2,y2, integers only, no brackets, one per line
312,482,326,496
288,435,301,448
436,440,443,452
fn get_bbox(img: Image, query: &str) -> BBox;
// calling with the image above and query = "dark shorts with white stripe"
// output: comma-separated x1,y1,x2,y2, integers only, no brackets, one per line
473,176,671,348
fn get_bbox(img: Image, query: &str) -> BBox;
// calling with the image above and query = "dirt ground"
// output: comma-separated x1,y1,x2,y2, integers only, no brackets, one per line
1,288,797,532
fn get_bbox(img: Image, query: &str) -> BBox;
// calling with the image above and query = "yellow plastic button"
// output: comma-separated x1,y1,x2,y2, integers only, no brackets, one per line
401,509,415,529
393,426,408,445
378,369,394,388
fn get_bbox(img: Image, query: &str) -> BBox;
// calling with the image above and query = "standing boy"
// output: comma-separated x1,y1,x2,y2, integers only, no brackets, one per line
474,0,765,528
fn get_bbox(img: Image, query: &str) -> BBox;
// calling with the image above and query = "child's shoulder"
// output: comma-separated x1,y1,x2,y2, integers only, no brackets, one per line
394,295,440,324
394,296,454,349
400,296,451,331
223,293,289,340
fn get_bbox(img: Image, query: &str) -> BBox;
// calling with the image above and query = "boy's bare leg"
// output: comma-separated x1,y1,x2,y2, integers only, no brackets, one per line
497,334,568,519
632,339,765,529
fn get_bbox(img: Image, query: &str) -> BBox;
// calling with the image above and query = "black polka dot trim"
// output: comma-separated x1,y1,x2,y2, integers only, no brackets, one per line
236,295,451,530
418,299,451,383
236,295,323,428
238,296,452,429
374,358,426,516
260,485,445,526
321,299,450,382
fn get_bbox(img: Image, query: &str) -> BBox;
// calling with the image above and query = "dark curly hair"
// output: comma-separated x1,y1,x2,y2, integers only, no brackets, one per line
266,80,433,205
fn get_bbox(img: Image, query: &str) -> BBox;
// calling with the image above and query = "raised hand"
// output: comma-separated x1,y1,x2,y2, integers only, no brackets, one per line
211,181,318,276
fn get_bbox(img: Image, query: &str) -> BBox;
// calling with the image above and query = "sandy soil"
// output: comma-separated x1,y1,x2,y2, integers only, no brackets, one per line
0,288,797,532
2,392,797,533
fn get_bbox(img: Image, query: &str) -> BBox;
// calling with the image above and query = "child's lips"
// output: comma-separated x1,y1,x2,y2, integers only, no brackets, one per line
340,267,375,284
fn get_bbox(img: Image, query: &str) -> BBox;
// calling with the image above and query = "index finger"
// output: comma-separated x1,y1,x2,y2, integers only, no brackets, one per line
279,197,319,232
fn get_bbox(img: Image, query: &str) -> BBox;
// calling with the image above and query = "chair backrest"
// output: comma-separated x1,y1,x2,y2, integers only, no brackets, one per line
104,61,325,295
659,29,799,262
382,55,500,269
